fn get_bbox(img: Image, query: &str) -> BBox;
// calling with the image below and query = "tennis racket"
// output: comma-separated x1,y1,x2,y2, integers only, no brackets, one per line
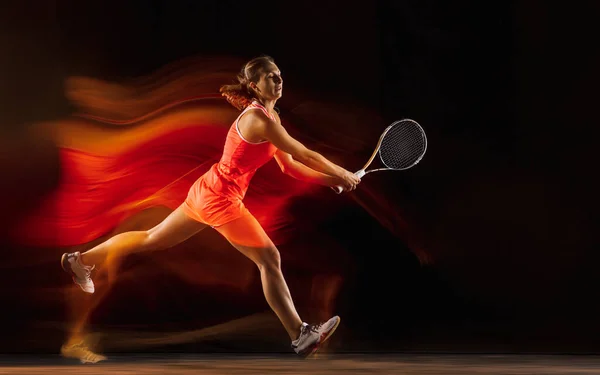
333,119,427,194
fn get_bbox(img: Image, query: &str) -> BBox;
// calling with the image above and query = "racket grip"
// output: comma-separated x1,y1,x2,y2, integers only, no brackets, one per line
332,169,365,194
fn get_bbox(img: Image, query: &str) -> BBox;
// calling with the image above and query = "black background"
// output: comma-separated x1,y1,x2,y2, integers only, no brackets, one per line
0,0,598,354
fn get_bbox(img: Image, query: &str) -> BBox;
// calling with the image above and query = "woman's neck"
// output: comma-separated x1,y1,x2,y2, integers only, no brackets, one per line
254,98,277,113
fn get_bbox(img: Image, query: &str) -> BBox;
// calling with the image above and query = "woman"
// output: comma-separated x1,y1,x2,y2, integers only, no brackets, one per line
61,55,361,357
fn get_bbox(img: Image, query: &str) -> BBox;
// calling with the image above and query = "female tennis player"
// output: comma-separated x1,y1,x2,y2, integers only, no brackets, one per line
61,55,360,357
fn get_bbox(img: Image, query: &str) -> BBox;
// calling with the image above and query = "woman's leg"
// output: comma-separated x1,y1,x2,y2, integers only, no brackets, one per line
80,204,208,266
213,211,303,341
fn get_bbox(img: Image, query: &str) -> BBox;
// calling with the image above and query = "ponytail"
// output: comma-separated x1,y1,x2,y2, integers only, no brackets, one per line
219,72,254,110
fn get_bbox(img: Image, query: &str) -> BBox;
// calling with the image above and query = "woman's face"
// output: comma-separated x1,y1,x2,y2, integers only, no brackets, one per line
253,63,283,101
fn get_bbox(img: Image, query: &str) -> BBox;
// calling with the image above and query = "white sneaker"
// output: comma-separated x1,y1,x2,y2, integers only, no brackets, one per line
291,316,340,357
61,251,95,293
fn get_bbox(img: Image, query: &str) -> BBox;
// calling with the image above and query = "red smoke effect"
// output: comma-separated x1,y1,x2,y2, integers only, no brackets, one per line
11,102,320,247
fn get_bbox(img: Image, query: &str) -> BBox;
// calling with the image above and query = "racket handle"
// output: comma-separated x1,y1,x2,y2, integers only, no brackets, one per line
332,169,365,194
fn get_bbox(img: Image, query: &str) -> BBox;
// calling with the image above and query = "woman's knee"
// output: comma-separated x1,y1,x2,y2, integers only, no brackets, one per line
256,246,282,272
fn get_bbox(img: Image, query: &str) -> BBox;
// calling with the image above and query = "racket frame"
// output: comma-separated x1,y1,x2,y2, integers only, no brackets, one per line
361,119,427,175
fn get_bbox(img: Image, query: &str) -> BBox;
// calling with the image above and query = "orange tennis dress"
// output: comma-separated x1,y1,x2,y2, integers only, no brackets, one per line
183,101,278,227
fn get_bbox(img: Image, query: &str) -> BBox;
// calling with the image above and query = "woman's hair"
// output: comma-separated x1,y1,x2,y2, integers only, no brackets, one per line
220,55,275,110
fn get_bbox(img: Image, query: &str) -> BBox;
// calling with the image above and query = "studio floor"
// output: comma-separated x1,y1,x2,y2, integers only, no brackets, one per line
1,353,600,374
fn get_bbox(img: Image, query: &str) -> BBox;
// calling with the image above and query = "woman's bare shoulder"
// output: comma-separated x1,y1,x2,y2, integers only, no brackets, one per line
238,107,274,126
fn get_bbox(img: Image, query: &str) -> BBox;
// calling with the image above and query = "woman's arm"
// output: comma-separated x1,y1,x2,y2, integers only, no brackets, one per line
248,113,346,176
273,150,338,187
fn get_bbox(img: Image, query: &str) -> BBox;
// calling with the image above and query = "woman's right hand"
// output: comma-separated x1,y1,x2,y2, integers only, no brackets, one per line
337,169,361,192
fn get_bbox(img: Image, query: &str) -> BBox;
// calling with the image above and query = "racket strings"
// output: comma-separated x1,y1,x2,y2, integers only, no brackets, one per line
379,121,426,169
